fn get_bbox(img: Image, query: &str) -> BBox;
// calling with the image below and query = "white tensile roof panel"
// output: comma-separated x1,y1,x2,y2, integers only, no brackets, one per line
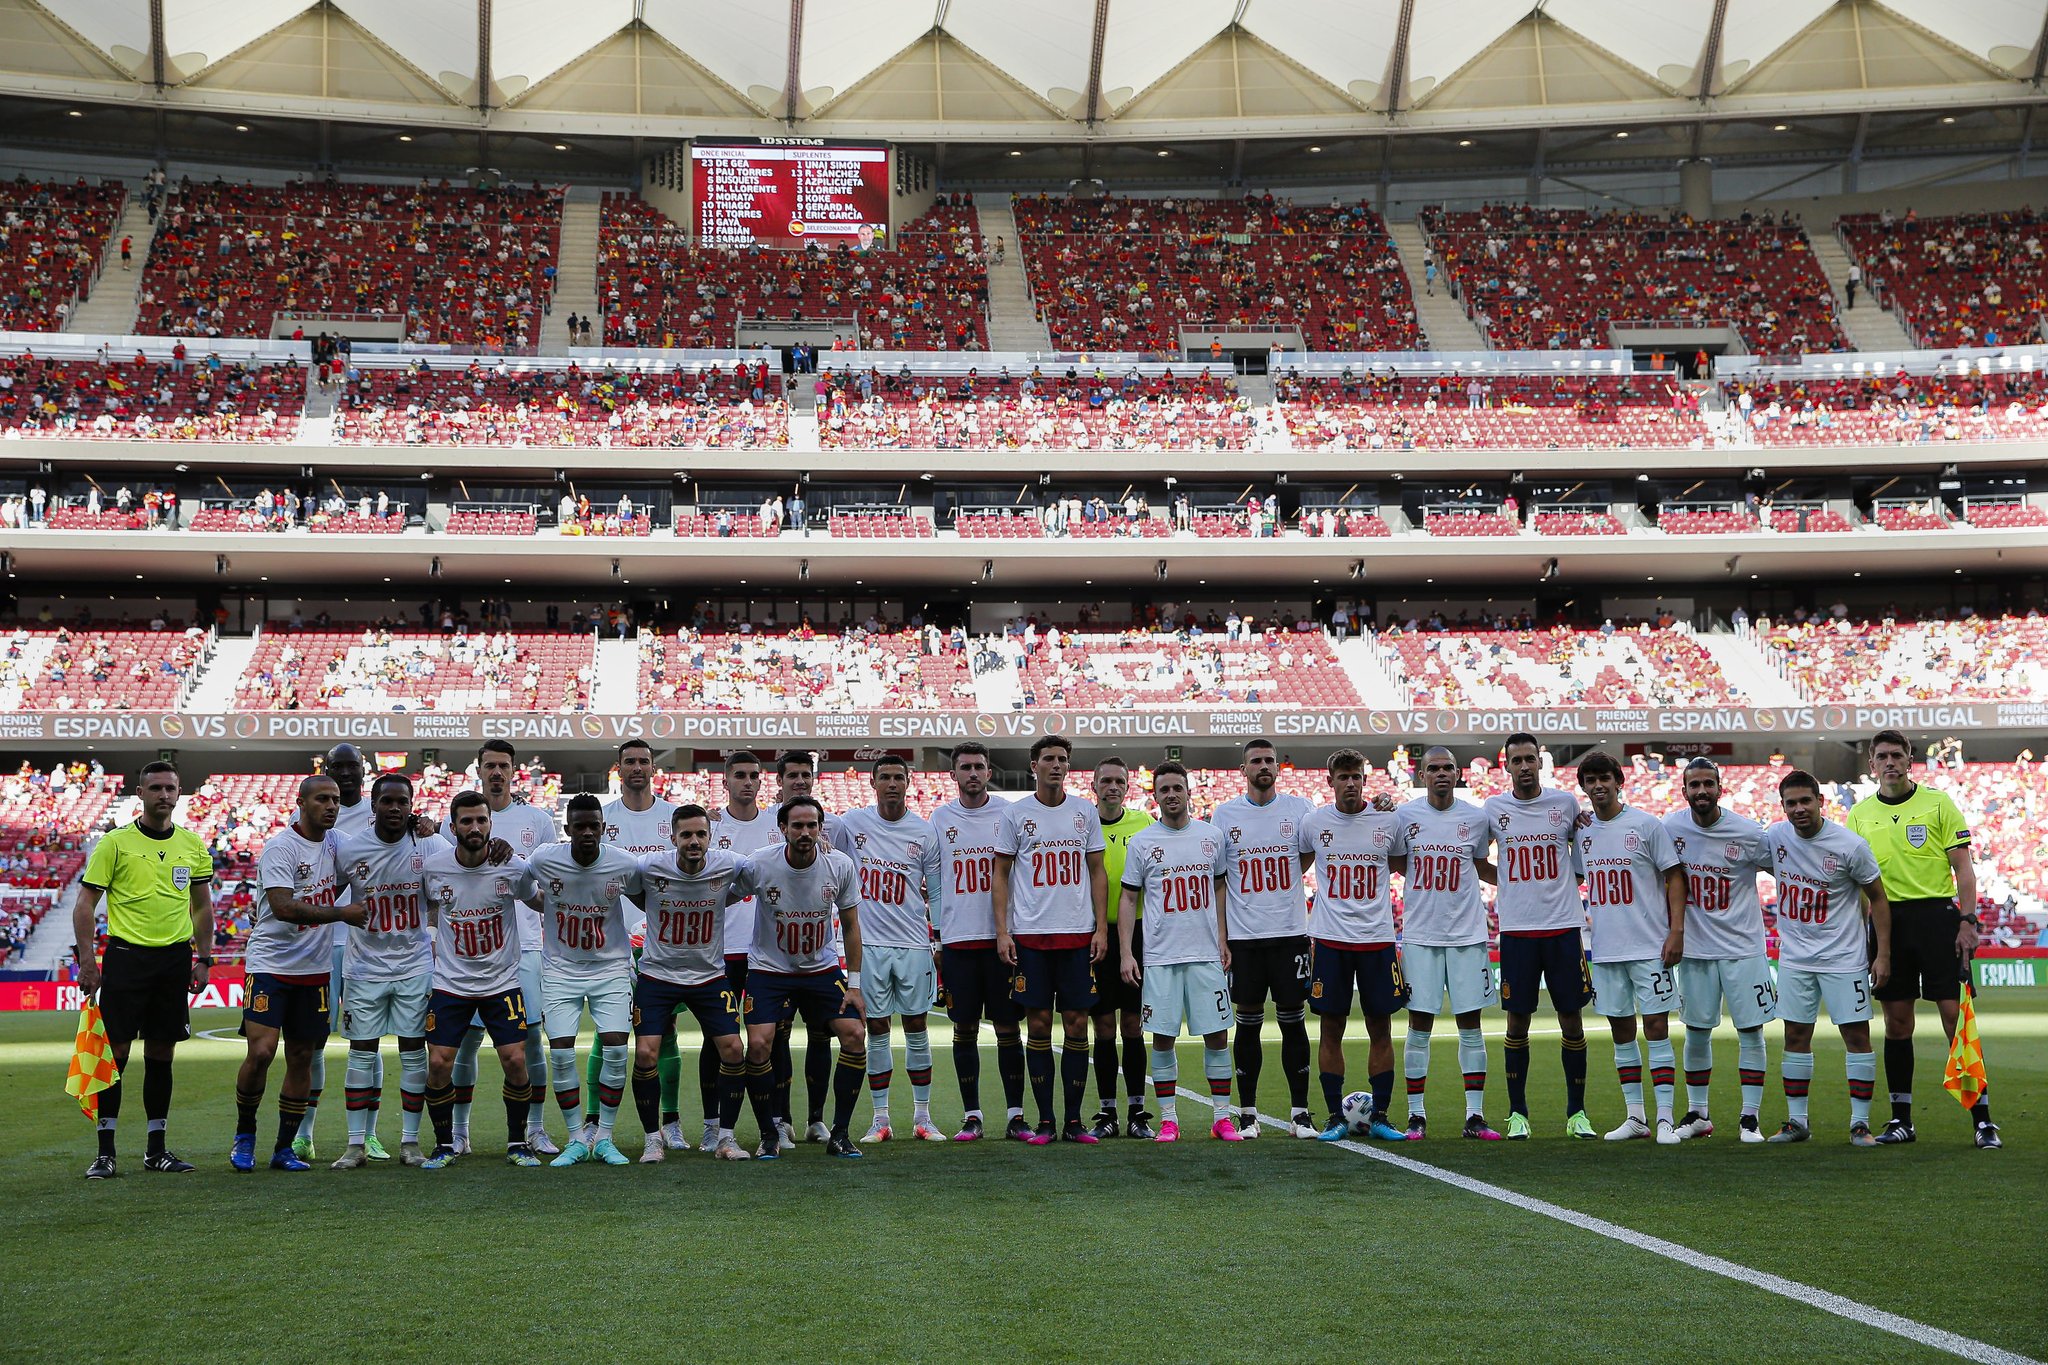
641,0,789,107
162,0,312,77
799,0,933,108
333,0,475,92
39,0,151,68
1099,0,1237,107
1406,0,1541,91
1240,0,1403,103
490,0,631,94
1716,0,1835,80
1544,0,1709,88
943,0,1094,106
1882,0,2045,71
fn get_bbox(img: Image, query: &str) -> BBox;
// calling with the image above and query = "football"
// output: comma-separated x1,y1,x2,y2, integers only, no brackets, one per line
1341,1090,1377,1136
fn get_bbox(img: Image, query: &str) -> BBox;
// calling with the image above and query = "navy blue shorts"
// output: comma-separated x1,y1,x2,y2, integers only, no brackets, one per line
1498,932,1593,1015
941,944,1022,1028
424,987,529,1047
1308,942,1409,1018
1011,942,1097,1013
744,969,856,1028
635,974,743,1038
1092,919,1143,1013
242,973,331,1044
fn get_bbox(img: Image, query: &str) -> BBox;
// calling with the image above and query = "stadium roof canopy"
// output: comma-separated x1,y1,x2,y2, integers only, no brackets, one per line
2,1,2045,180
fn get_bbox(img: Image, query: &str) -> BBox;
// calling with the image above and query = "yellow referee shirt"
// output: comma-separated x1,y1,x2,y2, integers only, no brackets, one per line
1099,807,1155,923
1844,783,1970,902
81,822,215,947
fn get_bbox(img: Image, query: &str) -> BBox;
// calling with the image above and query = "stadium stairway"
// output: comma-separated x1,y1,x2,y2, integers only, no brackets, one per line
590,637,640,714
1336,635,1414,707
973,195,1053,352
63,188,150,335
296,367,337,443
1389,219,1487,351
181,634,258,713
552,189,603,346
1807,230,1915,351
1695,629,1805,706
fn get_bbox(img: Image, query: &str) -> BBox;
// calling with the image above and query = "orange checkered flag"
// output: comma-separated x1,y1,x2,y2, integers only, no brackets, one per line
1942,982,1989,1112
64,1001,120,1121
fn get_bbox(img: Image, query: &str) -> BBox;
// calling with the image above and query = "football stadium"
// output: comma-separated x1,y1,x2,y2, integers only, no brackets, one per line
1,1,2046,1359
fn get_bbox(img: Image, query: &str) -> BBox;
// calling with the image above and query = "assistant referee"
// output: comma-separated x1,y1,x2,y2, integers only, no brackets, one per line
1843,730,1997,1149
71,760,216,1178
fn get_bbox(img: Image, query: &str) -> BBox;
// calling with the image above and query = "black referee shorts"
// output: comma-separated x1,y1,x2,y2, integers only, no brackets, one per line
98,938,193,1044
1873,897,1965,1004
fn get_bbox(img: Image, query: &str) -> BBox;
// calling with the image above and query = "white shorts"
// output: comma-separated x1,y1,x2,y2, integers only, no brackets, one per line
1590,959,1678,1019
863,942,938,1019
1403,942,1497,1017
1141,961,1233,1039
342,972,431,1041
1777,967,1872,1026
1676,956,1776,1031
540,967,634,1038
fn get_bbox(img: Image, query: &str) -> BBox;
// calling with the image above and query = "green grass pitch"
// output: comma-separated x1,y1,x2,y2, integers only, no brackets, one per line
2,992,2042,1363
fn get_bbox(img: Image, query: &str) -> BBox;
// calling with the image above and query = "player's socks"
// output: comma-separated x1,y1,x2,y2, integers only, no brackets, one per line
298,1051,323,1142
1782,1050,1814,1126
1277,1008,1312,1110
1121,1033,1146,1113
1204,1046,1233,1120
1884,1036,1913,1124
770,1026,794,1128
953,1036,981,1113
1233,1009,1265,1109
997,1035,1027,1112
656,1032,682,1126
1846,1050,1876,1129
594,1044,627,1139
805,1030,832,1126
867,1033,895,1121
1369,1068,1393,1119
905,1028,935,1119
1683,1027,1714,1116
831,1048,866,1133
502,1081,532,1143
145,1117,168,1158
398,1047,426,1145
1025,1036,1055,1123
1647,1036,1677,1125
698,1042,720,1130
345,1049,378,1147
633,1063,662,1135
143,1054,173,1150
1403,1027,1431,1119
96,1115,116,1159
717,1061,747,1132
1614,1039,1644,1119
275,1093,308,1153
1060,1039,1091,1126
451,1026,484,1135
1320,1070,1344,1120
425,1081,457,1148
1561,1033,1589,1114
549,1047,584,1136
744,1059,778,1145
1151,1045,1178,1123
1091,1029,1119,1114
234,1085,262,1138
524,1031,549,1130
1737,1027,1767,1117
1503,1034,1530,1116
1457,1027,1488,1118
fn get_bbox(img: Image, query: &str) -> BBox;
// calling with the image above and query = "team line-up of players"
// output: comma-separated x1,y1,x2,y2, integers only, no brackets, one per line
233,731,1900,1172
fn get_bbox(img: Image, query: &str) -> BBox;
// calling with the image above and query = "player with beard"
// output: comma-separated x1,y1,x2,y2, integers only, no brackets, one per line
599,739,685,1151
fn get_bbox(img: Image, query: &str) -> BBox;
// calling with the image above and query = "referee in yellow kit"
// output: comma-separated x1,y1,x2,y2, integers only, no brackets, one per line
1844,730,1998,1149
70,761,216,1178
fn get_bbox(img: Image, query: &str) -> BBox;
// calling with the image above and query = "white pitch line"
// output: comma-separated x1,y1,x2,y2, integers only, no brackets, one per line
1175,1089,2039,1365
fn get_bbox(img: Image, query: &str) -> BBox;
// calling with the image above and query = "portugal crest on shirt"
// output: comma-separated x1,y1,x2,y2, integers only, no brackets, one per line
1319,830,1333,847
1148,845,1165,864
944,826,958,843
853,832,868,849
1021,819,1037,838
1227,826,1242,844
763,887,782,905
548,878,565,896
1672,836,1686,855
